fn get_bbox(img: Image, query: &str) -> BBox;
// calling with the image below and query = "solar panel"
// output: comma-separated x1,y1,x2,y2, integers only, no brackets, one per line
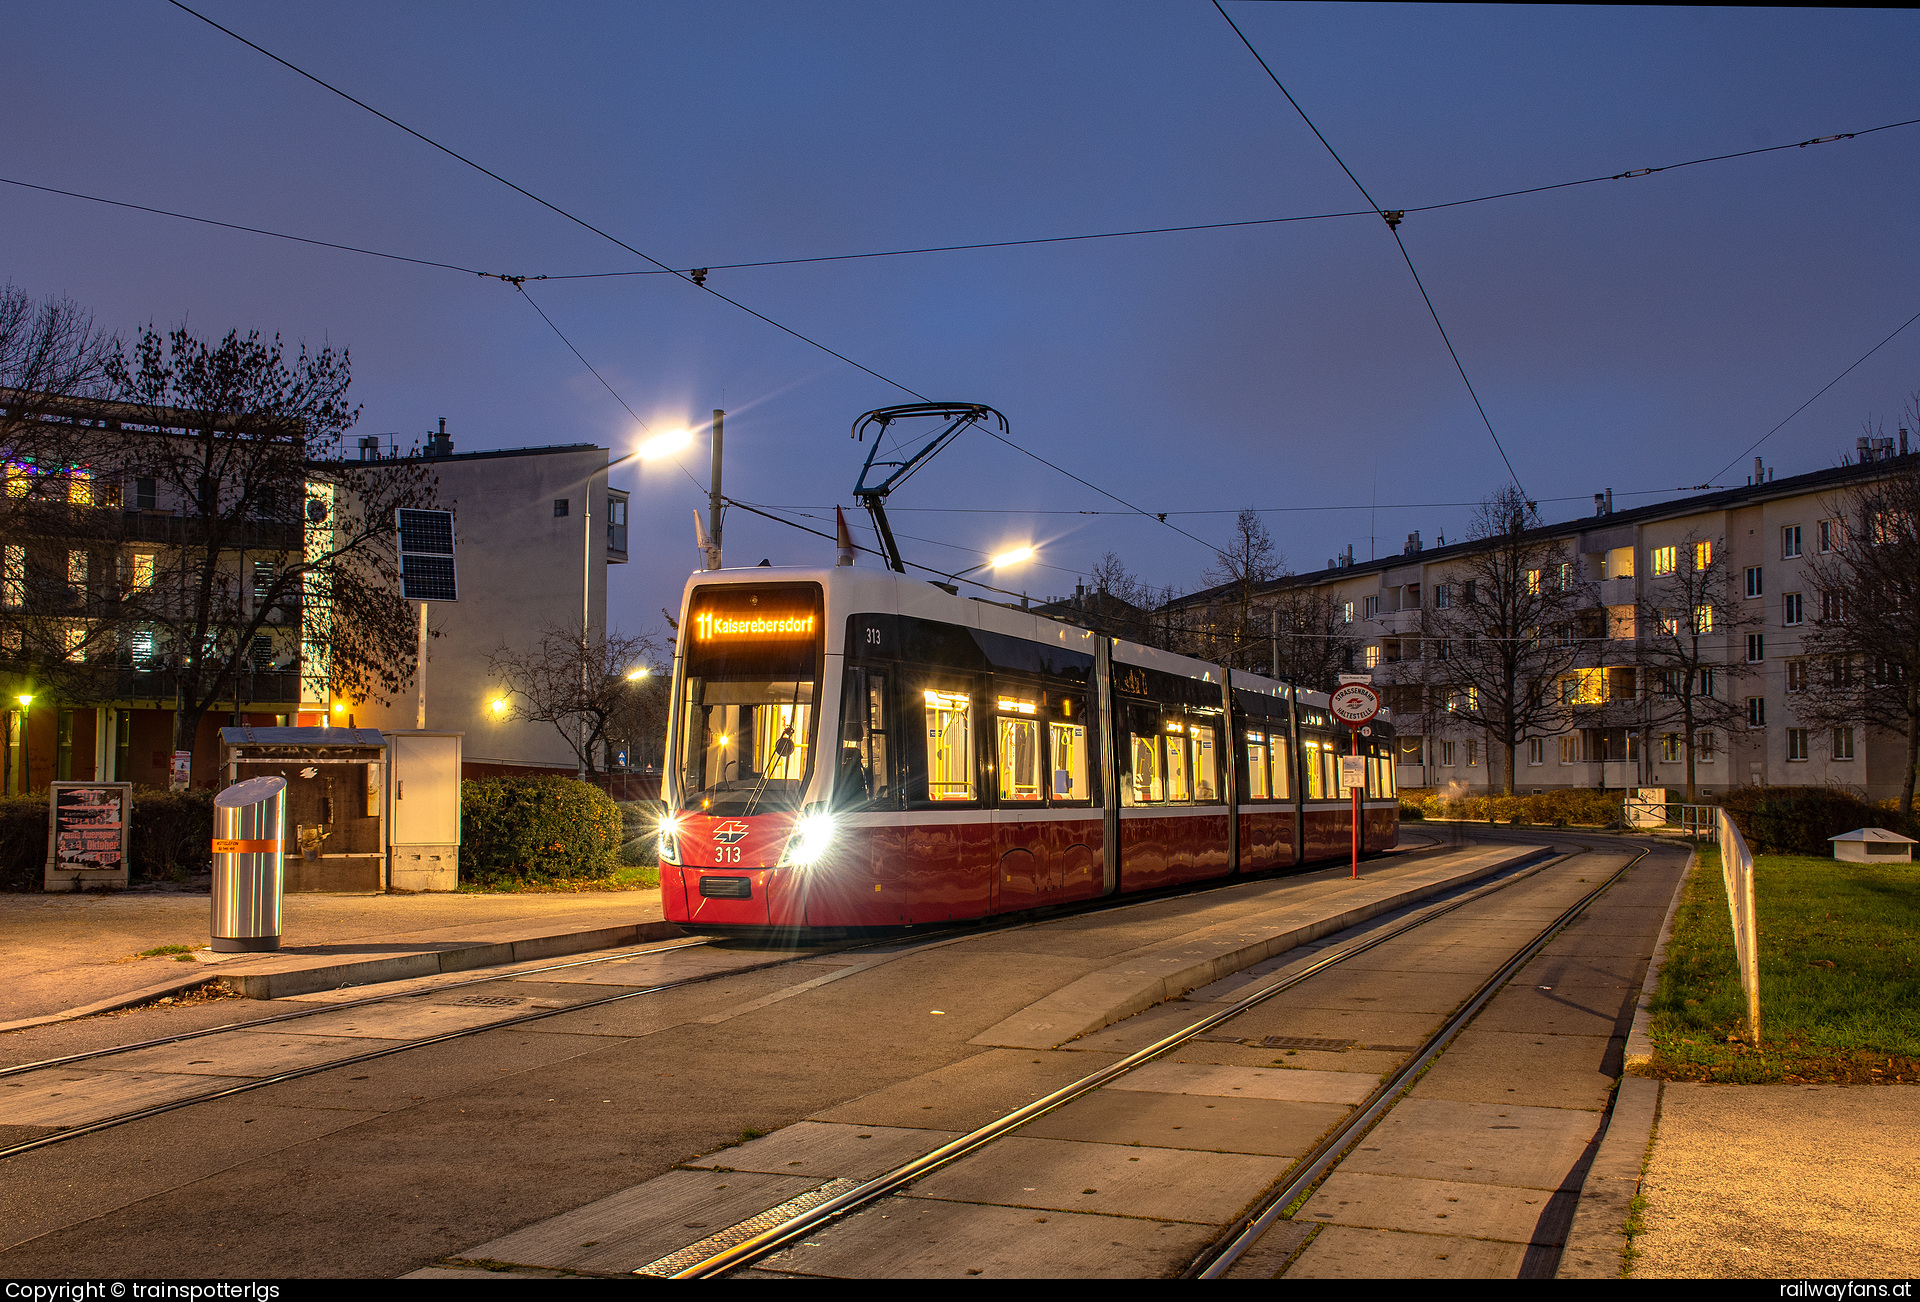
396,508,458,602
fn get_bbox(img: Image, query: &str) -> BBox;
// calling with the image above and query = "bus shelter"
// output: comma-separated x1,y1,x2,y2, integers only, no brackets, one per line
218,727,389,892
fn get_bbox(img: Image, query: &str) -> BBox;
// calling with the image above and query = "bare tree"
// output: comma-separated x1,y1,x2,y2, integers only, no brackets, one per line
1797,453,1920,811
1633,532,1759,802
489,623,668,774
0,285,120,513
1266,586,1362,690
1414,487,1594,794
1196,508,1286,669
110,324,436,777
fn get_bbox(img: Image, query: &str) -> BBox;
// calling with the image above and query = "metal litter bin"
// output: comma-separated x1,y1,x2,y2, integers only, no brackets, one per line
212,776,287,952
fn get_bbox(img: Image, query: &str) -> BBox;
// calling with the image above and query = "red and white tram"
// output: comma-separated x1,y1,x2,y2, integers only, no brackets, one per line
657,567,1398,931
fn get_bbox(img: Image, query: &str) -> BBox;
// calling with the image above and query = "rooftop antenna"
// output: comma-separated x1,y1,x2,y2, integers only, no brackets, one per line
849,402,1009,574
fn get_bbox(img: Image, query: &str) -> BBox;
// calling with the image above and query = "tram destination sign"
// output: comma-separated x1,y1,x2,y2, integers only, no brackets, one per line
1328,683,1380,728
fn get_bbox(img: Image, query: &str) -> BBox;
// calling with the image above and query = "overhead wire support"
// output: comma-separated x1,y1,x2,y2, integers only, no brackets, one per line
1210,0,1528,499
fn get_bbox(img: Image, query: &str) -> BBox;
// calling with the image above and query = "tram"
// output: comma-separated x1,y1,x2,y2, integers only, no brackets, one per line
657,566,1398,931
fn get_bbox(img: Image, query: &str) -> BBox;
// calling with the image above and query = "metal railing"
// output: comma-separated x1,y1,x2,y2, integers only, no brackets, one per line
1717,807,1762,1045
1623,795,1720,841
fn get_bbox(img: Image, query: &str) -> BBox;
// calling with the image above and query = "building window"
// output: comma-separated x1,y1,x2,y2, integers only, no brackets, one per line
134,477,156,510
1833,727,1855,761
1745,566,1763,598
1661,733,1681,762
1695,731,1716,762
1340,601,1353,624
1693,541,1712,570
1747,633,1765,663
1818,519,1843,553
1526,569,1542,594
1559,734,1583,764
1528,738,1544,765
1651,546,1677,576
608,497,628,552
1363,595,1378,619
1787,728,1809,761
1786,659,1808,693
68,550,87,588
1821,591,1845,623
1439,740,1456,766
1747,696,1766,728
1699,668,1716,698
1363,644,1380,669
1434,583,1452,609
1,546,21,608
249,635,274,671
1783,593,1803,626
1782,526,1802,559
1832,657,1856,690
554,498,570,517
1692,605,1713,633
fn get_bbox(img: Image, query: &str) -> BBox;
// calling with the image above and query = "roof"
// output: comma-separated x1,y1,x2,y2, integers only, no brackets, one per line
219,727,387,748
1165,452,1920,611
1827,827,1918,843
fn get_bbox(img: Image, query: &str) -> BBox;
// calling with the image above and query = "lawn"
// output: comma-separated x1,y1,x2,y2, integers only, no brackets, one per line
1647,848,1920,1084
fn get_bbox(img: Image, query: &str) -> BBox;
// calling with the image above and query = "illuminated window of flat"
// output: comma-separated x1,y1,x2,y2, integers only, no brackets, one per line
1651,546,1677,576
68,550,87,587
1605,546,1635,579
1693,541,1712,570
133,554,155,589
1363,644,1380,669
1,546,22,608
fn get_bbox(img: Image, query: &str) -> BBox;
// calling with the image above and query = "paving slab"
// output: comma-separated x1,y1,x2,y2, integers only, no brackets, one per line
75,1031,378,1078
970,845,1550,1050
1288,1225,1528,1278
904,1133,1286,1224
810,1048,1125,1132
239,997,541,1039
757,1194,1216,1278
1108,1059,1376,1106
1017,1087,1349,1157
1296,1170,1558,1244
680,1120,958,1181
0,1068,254,1127
1410,1031,1616,1111
1340,1098,1600,1188
458,1168,822,1273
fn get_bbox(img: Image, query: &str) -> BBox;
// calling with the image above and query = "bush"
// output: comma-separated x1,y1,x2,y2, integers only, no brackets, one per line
0,786,214,890
1407,788,1624,827
1397,797,1425,820
460,777,625,885
1713,786,1919,857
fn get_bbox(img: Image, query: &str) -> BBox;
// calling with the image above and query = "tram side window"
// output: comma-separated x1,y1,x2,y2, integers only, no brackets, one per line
1188,715,1220,802
1245,731,1270,800
1051,694,1090,804
923,686,976,802
836,667,890,808
1126,705,1163,806
1163,717,1192,802
996,690,1043,804
1302,736,1327,800
1271,728,1292,800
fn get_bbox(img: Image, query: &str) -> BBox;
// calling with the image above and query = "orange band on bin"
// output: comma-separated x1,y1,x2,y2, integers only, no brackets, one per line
212,839,283,854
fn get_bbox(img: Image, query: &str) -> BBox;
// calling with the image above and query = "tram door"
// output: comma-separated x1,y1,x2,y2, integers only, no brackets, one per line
991,689,1047,912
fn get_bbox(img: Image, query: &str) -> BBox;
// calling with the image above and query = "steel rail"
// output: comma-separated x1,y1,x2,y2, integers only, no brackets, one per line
1186,844,1654,1278
0,939,715,1080
667,842,1587,1278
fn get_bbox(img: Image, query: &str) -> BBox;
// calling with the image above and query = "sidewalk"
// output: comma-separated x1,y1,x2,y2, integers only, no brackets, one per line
0,885,676,1031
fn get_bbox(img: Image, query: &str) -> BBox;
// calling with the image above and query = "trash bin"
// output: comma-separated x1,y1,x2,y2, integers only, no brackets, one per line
212,775,287,953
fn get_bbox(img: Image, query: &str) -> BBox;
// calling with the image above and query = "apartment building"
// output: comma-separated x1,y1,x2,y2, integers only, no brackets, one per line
1164,442,1915,802
0,402,629,792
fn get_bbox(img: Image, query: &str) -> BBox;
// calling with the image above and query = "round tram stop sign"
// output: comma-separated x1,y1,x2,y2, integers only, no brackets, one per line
1328,683,1380,728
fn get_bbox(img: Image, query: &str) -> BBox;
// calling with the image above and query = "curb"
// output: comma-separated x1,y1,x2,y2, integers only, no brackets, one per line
0,920,687,1035
970,844,1551,1050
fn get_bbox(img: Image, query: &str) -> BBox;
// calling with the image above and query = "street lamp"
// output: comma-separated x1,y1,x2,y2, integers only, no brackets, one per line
946,546,1035,584
640,411,724,570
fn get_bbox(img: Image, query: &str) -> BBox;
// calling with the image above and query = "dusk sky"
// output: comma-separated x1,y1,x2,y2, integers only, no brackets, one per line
8,3,1920,639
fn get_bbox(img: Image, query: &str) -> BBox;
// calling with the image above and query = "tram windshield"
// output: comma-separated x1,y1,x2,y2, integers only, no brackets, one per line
673,584,823,815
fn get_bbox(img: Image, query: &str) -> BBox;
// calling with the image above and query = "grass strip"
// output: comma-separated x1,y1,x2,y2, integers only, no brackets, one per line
1647,849,1920,1083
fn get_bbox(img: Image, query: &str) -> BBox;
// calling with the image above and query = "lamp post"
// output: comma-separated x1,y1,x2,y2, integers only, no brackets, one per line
639,411,724,569
13,694,29,796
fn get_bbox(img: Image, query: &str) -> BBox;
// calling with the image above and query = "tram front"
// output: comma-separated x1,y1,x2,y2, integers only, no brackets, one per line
659,580,826,927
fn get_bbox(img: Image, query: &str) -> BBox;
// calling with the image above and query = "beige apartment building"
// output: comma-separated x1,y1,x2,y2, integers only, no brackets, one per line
1165,443,1914,802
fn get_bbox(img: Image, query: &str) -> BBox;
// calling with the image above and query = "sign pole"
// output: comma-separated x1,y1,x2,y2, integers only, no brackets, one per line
1351,727,1360,879
1327,680,1381,883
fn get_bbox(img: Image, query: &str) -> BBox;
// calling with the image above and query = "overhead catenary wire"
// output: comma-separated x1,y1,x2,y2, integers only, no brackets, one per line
9,115,1911,286
165,0,1238,564
1211,0,1526,498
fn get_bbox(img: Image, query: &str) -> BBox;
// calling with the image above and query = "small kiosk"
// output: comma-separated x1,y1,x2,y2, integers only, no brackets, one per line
218,727,389,892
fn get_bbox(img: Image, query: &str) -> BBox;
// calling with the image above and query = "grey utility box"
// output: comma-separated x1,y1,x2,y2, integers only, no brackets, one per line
212,776,287,952
385,731,463,891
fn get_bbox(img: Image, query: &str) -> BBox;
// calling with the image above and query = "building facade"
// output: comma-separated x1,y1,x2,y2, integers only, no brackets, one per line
1163,448,1916,802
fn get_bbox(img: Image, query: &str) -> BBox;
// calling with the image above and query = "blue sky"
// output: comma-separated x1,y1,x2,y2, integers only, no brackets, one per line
7,3,1919,632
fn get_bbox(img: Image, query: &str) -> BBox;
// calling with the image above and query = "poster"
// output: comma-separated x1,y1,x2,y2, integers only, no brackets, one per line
169,749,191,791
45,783,132,889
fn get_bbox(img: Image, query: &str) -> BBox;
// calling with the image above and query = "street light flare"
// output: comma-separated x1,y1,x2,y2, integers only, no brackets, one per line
991,546,1034,567
638,429,694,460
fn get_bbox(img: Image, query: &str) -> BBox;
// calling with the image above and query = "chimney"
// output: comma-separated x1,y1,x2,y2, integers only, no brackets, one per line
1753,456,1764,485
1404,531,1422,554
1902,428,1911,457
1858,435,1872,463
1606,488,1613,513
358,435,379,461
1593,493,1606,517
427,417,453,458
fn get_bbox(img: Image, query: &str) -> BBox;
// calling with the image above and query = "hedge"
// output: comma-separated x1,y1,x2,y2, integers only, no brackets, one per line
0,788,214,890
1403,788,1625,827
459,777,625,885
1713,786,1919,857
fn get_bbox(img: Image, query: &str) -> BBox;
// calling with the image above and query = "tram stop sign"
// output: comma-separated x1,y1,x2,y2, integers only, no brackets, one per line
1328,683,1380,728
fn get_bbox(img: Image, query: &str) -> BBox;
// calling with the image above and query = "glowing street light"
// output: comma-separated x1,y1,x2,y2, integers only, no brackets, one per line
626,666,649,681
947,546,1037,583
637,429,694,460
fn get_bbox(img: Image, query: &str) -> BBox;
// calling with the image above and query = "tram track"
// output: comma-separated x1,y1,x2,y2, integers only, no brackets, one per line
0,845,1454,1165
650,838,1655,1279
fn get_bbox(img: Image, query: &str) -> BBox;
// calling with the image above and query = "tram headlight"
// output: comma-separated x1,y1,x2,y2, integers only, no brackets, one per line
778,811,837,868
657,814,682,866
